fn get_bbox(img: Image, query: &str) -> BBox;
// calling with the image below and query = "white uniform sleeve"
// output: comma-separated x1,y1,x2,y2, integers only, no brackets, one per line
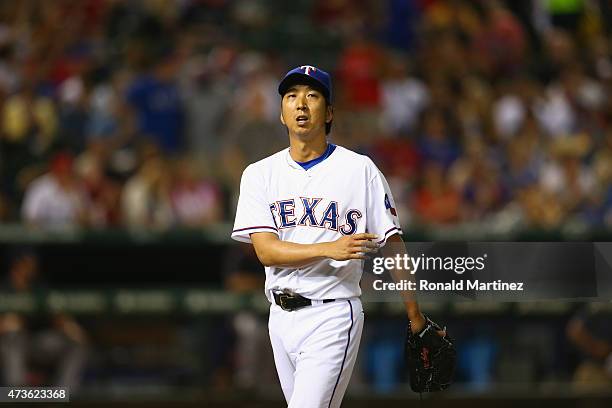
366,163,403,246
231,164,279,243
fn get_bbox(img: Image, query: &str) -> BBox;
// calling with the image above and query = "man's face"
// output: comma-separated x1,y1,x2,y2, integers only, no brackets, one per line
280,84,331,138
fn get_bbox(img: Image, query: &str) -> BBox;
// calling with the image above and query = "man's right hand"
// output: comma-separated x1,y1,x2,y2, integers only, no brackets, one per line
324,233,379,261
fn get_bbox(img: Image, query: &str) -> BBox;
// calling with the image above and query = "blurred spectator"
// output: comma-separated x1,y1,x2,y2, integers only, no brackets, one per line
566,305,612,390
588,35,612,81
121,152,173,229
21,151,89,228
125,54,185,154
0,248,88,389
230,53,279,124
223,243,265,294
170,158,223,227
456,76,493,140
312,0,366,36
538,29,577,81
367,136,419,224
450,138,506,221
413,161,461,225
222,244,273,391
503,130,543,193
515,183,564,229
381,0,419,51
417,108,461,168
86,69,128,147
380,54,429,135
540,136,596,214
0,82,58,203
337,31,383,110
57,75,90,153
74,141,121,228
220,58,286,186
473,1,528,76
181,49,233,156
369,136,419,183
1,82,57,155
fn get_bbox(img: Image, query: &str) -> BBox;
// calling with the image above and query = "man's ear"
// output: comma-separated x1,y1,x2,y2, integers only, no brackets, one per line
326,105,333,124
280,111,286,125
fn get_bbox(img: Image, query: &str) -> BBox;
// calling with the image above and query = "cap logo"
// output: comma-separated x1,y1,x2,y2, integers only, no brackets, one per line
300,65,317,75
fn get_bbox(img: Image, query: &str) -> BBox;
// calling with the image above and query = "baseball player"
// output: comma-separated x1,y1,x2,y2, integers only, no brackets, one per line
231,65,442,407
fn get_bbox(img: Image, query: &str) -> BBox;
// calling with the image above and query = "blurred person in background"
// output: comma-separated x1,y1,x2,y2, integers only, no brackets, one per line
336,28,385,147
413,161,462,225
515,182,564,229
379,53,430,136
493,77,538,141
540,136,595,216
536,62,605,138
537,28,577,81
86,68,134,152
503,128,543,194
566,305,612,390
336,29,383,112
1,82,58,155
74,140,122,228
450,138,506,222
125,50,185,155
417,108,461,169
0,248,88,390
121,147,173,229
21,151,89,228
473,1,528,77
455,77,494,142
57,73,93,155
222,244,274,391
367,134,419,226
170,157,223,227
220,53,285,188
1,81,58,210
312,0,366,37
180,47,234,158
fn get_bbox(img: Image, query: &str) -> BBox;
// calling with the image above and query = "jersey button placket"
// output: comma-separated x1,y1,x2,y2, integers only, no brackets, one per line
298,171,307,282
301,171,311,190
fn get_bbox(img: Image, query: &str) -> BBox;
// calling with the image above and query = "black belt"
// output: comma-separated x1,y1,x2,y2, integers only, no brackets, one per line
273,292,335,311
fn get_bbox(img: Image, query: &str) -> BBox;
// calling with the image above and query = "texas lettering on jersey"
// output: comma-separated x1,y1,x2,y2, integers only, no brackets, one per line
270,197,362,235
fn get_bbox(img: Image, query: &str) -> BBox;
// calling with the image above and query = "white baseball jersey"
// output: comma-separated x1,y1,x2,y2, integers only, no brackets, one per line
231,144,402,302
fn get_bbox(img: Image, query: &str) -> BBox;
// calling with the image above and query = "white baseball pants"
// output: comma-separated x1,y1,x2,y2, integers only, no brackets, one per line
268,298,364,408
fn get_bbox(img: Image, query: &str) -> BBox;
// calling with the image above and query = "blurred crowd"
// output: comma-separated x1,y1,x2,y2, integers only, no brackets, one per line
0,0,611,232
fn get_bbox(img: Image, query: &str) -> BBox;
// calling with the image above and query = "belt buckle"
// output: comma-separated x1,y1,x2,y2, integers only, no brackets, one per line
278,293,292,311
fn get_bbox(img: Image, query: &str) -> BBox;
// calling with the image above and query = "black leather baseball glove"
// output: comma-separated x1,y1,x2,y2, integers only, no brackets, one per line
405,315,456,393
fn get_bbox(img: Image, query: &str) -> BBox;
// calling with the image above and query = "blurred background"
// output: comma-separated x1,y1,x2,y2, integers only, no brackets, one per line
0,0,611,406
